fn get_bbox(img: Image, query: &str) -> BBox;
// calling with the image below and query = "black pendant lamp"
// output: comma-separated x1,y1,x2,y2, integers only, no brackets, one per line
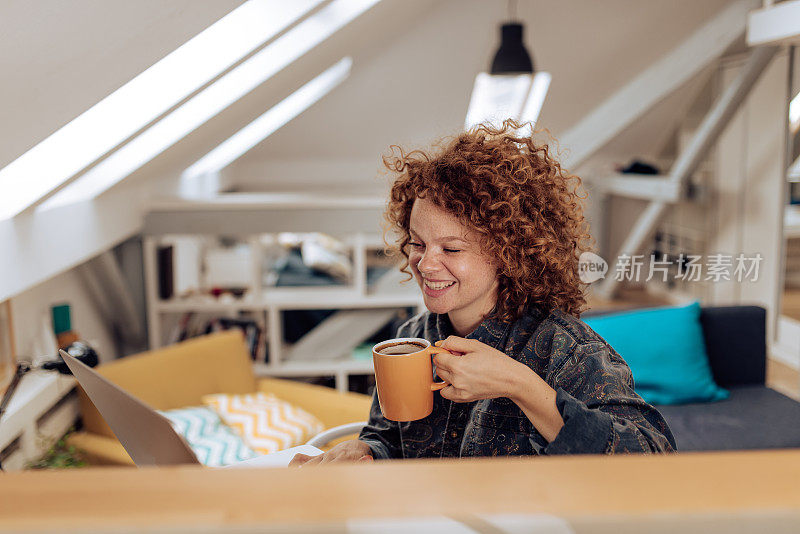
490,23,534,74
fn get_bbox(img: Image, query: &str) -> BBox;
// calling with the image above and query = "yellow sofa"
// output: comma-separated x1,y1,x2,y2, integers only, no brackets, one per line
66,330,372,466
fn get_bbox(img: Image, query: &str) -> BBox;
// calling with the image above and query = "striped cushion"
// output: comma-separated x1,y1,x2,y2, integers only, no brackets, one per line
202,393,325,454
158,406,257,467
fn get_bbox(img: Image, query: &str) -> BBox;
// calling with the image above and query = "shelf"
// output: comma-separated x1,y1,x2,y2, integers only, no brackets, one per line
253,359,374,377
156,299,263,313
144,230,420,393
785,205,800,239
155,287,423,312
0,372,76,453
148,193,385,212
264,287,422,309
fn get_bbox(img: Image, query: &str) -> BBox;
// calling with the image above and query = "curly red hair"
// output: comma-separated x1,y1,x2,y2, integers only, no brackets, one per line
383,120,593,322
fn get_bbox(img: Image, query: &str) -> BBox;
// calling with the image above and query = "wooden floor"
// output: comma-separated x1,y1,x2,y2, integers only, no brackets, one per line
767,358,799,400
777,289,800,399
584,284,673,314
586,286,800,401
781,287,800,322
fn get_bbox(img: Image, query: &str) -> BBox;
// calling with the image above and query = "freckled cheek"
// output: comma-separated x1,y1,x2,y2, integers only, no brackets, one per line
408,253,422,279
446,261,470,286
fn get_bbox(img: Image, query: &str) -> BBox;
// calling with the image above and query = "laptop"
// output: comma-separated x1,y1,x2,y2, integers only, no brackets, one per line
59,349,200,467
59,349,323,468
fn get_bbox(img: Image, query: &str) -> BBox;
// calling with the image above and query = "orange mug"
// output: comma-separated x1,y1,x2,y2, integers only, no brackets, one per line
372,337,451,422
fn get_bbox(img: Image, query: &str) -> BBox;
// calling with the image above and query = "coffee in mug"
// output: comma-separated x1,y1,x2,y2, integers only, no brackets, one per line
372,337,452,421
376,341,426,355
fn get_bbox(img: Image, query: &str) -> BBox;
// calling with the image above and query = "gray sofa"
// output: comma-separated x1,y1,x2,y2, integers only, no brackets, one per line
587,305,800,452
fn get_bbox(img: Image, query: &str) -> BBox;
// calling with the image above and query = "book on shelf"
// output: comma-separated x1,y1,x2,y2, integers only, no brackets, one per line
169,312,265,361
156,245,174,300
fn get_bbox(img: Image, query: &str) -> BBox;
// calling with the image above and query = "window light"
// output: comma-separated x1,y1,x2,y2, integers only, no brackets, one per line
519,72,552,125
465,72,551,131
465,22,550,135
0,0,320,220
182,58,352,181
40,0,380,211
465,73,532,130
786,91,800,180
790,90,800,133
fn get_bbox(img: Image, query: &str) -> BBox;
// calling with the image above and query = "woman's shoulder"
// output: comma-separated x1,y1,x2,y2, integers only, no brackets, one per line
534,307,608,350
523,308,622,376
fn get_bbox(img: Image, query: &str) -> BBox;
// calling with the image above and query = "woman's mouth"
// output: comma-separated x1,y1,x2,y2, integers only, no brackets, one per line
423,279,455,296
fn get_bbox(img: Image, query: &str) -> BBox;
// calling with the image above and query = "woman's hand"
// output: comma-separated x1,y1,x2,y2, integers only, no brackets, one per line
288,439,374,467
435,336,565,442
433,336,528,402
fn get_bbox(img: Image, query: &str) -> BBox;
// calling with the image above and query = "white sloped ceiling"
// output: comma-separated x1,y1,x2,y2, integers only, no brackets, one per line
0,0,744,300
222,0,734,193
0,0,242,170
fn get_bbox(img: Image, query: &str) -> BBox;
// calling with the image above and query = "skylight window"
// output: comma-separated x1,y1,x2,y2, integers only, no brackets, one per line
465,71,551,136
182,57,352,182
39,0,381,211
0,0,321,220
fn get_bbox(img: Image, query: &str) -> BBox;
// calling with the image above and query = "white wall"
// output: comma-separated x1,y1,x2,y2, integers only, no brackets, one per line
10,266,116,365
710,51,789,342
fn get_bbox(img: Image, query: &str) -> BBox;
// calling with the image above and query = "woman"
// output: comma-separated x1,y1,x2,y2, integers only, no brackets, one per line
291,121,676,465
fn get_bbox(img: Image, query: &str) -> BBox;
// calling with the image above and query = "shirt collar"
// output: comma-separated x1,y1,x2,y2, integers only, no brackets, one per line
431,310,511,349
432,303,547,350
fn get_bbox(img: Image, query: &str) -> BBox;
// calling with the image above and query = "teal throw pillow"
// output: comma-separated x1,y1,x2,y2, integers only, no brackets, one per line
158,406,257,467
583,301,729,405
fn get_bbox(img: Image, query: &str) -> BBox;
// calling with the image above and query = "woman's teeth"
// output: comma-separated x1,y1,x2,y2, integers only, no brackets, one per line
424,280,455,290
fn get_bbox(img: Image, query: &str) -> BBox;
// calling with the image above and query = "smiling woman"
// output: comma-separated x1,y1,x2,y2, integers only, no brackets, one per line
289,120,676,467
406,198,500,336
384,122,591,325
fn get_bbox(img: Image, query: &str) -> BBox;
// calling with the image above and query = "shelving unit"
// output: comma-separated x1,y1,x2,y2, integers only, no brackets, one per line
143,232,424,392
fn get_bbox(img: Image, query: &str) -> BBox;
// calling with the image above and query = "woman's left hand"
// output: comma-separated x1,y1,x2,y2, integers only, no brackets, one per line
433,336,526,402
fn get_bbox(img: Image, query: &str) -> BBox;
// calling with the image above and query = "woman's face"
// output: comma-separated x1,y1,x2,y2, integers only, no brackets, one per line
407,197,499,332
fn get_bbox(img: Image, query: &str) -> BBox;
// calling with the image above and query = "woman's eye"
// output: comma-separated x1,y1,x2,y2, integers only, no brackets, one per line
444,249,461,253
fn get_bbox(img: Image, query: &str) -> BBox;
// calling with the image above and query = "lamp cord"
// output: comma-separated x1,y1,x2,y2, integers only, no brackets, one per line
507,0,518,20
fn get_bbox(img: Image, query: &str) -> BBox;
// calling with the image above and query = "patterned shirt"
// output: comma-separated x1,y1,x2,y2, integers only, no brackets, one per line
359,305,677,458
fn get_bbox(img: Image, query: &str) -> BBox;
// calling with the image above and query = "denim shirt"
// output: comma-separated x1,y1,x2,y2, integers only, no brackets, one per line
359,305,677,459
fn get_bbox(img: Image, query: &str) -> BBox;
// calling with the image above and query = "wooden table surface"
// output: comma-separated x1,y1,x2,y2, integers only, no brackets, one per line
2,450,800,532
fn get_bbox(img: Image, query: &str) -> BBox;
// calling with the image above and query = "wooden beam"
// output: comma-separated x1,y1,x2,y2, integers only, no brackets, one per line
669,47,779,185
0,188,143,303
747,0,800,46
596,174,680,202
559,0,750,171
593,47,779,300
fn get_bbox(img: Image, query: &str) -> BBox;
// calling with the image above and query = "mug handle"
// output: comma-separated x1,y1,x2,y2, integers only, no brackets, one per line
428,346,452,391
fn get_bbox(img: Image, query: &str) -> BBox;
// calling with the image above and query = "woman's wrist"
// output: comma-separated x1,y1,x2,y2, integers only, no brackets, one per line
504,361,565,442
503,359,539,402
355,439,374,456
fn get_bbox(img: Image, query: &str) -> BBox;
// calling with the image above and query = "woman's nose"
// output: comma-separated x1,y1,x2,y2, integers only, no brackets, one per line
417,251,441,274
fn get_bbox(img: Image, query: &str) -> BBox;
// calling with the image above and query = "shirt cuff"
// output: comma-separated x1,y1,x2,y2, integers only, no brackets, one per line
359,438,392,460
543,388,613,455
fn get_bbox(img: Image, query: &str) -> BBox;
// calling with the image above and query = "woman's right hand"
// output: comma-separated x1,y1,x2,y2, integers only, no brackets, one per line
288,439,373,467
